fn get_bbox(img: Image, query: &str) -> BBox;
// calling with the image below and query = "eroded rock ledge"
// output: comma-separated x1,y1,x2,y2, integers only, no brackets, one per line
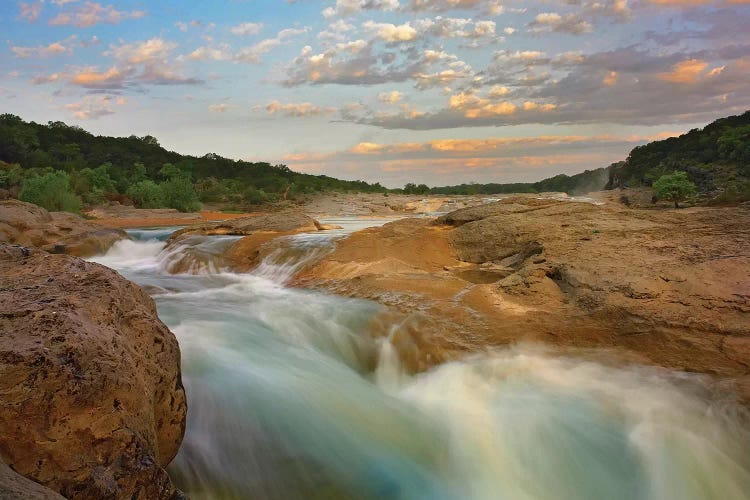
294,197,750,400
0,243,187,499
0,200,127,257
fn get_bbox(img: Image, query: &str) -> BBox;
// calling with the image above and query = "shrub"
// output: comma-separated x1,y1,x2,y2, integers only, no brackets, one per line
20,170,82,213
160,176,201,212
126,180,163,208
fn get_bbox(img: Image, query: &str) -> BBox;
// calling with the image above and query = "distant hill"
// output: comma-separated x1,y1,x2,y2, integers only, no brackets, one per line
0,114,386,210
429,164,614,196
607,111,750,201
431,111,750,201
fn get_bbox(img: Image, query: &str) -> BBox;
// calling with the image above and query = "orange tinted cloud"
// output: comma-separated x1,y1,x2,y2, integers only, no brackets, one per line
71,67,126,86
658,59,708,83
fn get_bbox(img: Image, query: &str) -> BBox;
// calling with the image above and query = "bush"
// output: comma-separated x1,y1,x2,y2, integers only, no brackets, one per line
160,176,201,212
127,180,164,208
20,170,82,213
652,171,697,208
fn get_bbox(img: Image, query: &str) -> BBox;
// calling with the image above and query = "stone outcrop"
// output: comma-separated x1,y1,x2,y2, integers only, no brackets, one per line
296,198,750,400
167,210,321,242
0,200,126,257
0,243,187,499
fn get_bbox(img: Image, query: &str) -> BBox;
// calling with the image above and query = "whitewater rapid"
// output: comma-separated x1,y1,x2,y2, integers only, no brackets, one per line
89,221,750,500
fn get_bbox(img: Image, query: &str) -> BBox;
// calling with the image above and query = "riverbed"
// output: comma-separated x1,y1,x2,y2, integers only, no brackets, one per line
90,219,750,500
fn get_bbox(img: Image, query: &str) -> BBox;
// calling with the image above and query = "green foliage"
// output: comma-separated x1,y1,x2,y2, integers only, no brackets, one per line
242,186,268,205
652,171,697,208
709,179,750,204
607,111,750,195
159,162,183,180
19,170,82,213
403,183,430,195
127,180,164,208
160,176,202,212
0,114,388,211
0,163,24,189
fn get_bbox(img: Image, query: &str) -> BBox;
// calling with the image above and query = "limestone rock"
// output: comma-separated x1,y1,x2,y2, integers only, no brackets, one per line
0,243,187,499
0,200,126,257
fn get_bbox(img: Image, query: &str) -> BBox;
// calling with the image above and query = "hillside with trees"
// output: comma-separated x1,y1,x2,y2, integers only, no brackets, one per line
0,114,386,212
2,111,748,214
430,111,750,202
607,110,750,202
429,165,614,196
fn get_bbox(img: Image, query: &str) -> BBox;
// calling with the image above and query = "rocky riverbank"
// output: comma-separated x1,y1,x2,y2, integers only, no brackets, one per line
293,197,750,401
0,200,127,257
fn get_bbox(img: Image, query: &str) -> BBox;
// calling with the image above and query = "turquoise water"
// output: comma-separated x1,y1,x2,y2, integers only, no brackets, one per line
90,222,750,500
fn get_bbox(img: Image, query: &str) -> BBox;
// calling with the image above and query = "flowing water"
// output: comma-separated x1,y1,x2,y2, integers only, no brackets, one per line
90,220,750,500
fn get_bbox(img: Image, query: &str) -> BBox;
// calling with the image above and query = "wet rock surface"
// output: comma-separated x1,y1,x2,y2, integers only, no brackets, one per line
0,200,126,257
0,243,187,499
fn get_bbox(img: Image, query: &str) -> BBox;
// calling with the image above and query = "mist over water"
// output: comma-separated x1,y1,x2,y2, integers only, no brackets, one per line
90,221,750,500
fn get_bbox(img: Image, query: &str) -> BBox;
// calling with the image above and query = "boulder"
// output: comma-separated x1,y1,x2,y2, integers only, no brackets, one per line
0,243,187,499
0,200,127,257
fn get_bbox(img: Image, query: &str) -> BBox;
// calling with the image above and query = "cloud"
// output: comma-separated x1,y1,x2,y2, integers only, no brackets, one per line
186,45,232,61
406,0,504,14
71,66,130,88
281,132,675,186
378,90,404,103
49,1,145,27
322,0,400,18
12,39,74,58
657,59,709,83
208,103,229,113
263,100,337,117
363,21,419,42
18,1,43,22
528,12,593,35
64,94,126,120
230,22,264,36
235,27,309,63
31,72,67,84
71,37,201,89
282,43,474,88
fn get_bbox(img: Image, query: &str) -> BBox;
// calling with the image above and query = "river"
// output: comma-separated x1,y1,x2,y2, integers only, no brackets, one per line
90,219,750,500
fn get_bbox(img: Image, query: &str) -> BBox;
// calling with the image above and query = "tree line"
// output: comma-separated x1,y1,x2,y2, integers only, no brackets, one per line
0,114,387,213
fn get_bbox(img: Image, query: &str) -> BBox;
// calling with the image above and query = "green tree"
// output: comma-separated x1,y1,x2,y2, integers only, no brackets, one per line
160,176,201,212
19,170,82,213
160,163,183,180
652,171,697,208
127,180,164,208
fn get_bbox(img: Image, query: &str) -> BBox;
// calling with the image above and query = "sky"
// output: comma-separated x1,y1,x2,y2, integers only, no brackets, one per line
1,0,749,188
